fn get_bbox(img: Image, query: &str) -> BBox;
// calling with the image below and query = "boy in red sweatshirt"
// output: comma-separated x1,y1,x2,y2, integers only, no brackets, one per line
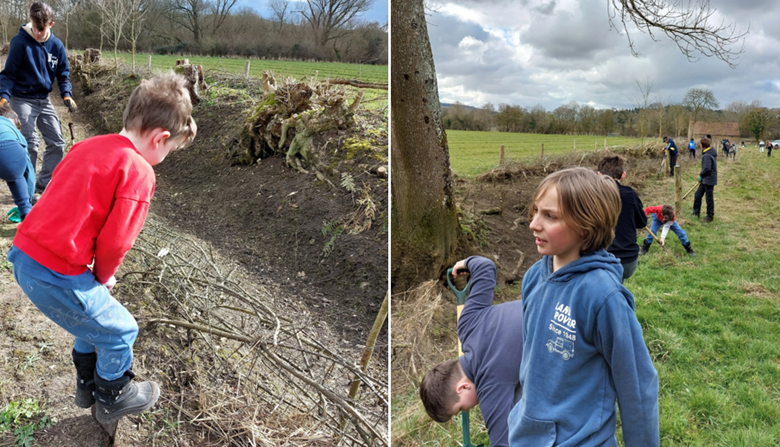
7,72,196,424
639,204,695,256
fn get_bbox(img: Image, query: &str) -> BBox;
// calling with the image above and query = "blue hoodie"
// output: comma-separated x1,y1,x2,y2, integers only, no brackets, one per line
458,256,523,447
0,116,27,149
508,250,659,447
0,24,71,101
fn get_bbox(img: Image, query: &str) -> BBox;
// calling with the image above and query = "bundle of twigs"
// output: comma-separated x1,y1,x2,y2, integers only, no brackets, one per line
119,215,387,446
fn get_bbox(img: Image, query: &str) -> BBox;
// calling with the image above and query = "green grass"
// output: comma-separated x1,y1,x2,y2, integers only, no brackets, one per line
105,52,387,85
393,146,780,446
446,130,648,177
0,399,55,447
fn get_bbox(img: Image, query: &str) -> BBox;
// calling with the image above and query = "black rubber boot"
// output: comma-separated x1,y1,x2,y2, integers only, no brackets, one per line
94,370,160,424
72,349,97,409
683,242,696,256
639,241,651,256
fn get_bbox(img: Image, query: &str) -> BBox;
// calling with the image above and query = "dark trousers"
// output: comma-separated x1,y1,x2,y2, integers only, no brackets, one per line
693,183,715,218
769,147,772,157
669,153,678,176
689,149,696,159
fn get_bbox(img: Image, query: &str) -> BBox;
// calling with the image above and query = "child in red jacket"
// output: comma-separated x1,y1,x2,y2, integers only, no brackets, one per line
8,72,196,424
639,204,695,256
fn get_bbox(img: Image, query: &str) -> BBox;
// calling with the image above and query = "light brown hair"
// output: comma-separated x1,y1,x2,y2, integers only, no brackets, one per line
0,104,22,130
701,137,711,149
597,154,625,180
661,204,675,223
527,167,620,254
419,359,463,423
123,72,197,146
29,2,55,30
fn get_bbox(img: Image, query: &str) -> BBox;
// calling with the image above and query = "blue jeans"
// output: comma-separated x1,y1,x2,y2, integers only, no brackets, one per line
13,266,137,380
644,214,689,246
0,140,35,216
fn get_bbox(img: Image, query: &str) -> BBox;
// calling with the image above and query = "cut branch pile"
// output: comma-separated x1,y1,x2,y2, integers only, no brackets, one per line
119,216,387,446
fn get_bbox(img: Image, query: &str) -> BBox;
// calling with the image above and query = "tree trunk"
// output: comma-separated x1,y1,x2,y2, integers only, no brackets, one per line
391,0,462,292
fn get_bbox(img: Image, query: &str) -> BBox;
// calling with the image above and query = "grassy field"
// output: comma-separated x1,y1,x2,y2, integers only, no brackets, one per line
392,146,780,446
447,130,651,177
107,52,387,85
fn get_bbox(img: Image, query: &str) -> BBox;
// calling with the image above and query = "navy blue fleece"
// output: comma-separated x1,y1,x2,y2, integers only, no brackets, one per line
458,256,523,447
0,25,72,101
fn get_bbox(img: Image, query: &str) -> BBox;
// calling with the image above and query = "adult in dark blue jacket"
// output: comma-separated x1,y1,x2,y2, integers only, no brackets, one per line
0,1,76,193
420,256,523,447
693,136,717,223
662,136,678,177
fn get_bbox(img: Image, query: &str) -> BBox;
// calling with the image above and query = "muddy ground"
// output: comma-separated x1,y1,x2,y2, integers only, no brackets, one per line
0,67,387,446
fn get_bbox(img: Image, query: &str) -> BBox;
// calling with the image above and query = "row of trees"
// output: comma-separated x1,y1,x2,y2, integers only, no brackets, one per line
0,0,387,65
441,92,780,141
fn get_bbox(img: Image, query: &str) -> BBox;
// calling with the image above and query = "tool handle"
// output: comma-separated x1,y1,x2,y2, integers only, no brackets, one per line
446,268,471,305
682,181,700,200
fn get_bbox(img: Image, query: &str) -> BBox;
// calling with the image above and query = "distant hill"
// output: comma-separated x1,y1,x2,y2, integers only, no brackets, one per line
440,102,478,111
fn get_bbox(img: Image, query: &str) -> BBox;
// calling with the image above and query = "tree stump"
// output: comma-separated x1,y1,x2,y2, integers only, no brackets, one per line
84,49,101,64
174,64,205,105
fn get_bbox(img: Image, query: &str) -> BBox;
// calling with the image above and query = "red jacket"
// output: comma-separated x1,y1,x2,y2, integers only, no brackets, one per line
13,134,155,284
644,205,675,223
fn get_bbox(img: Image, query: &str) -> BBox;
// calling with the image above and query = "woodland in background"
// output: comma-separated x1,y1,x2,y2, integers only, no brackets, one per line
0,0,387,65
442,95,780,141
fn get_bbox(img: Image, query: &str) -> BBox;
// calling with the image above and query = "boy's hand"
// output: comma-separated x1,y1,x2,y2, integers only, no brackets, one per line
451,259,470,278
104,275,117,290
659,238,665,247
64,96,78,113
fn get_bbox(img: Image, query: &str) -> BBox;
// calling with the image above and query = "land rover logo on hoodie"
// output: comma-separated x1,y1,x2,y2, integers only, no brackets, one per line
546,302,577,360
48,53,58,70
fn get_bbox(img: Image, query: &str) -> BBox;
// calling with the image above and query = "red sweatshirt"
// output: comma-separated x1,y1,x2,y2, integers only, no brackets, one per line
644,205,675,223
13,134,155,284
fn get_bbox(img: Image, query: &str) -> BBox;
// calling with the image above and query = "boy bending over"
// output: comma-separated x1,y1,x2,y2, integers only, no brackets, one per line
508,167,659,447
8,73,196,424
420,256,523,447
639,204,695,256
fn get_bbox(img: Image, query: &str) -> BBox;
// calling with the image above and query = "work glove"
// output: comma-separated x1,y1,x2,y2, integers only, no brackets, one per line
698,176,702,182
64,96,78,113
0,97,7,107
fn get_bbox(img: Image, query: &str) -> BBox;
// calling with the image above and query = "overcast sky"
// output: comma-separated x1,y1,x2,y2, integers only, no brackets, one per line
425,0,779,111
239,0,388,26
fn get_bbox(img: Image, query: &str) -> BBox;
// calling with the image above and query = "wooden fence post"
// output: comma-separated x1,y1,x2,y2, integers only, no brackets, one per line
541,143,544,160
595,140,597,151
244,60,250,79
574,139,576,150
500,144,505,165
604,138,607,150
674,163,682,215
147,54,152,72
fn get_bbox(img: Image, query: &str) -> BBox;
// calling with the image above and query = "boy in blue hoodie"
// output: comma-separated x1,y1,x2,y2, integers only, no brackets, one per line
508,167,659,447
419,256,523,447
0,104,35,221
0,1,76,194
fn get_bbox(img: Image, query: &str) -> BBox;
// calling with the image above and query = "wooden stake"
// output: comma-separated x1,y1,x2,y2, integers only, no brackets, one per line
500,144,505,165
91,405,119,445
541,143,544,160
147,54,151,72
674,164,682,215
244,60,250,79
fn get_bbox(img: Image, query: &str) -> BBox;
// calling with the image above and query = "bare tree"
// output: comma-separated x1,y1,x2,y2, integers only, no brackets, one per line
211,0,238,34
683,88,719,125
631,75,653,144
125,0,153,74
167,0,209,44
0,0,28,44
93,0,130,71
299,0,373,48
269,0,289,30
607,0,748,67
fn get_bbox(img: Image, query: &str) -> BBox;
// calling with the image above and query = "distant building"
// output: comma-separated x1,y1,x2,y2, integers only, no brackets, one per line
689,121,740,141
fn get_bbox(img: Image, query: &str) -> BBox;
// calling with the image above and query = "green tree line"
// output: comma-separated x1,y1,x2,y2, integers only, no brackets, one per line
442,92,780,141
